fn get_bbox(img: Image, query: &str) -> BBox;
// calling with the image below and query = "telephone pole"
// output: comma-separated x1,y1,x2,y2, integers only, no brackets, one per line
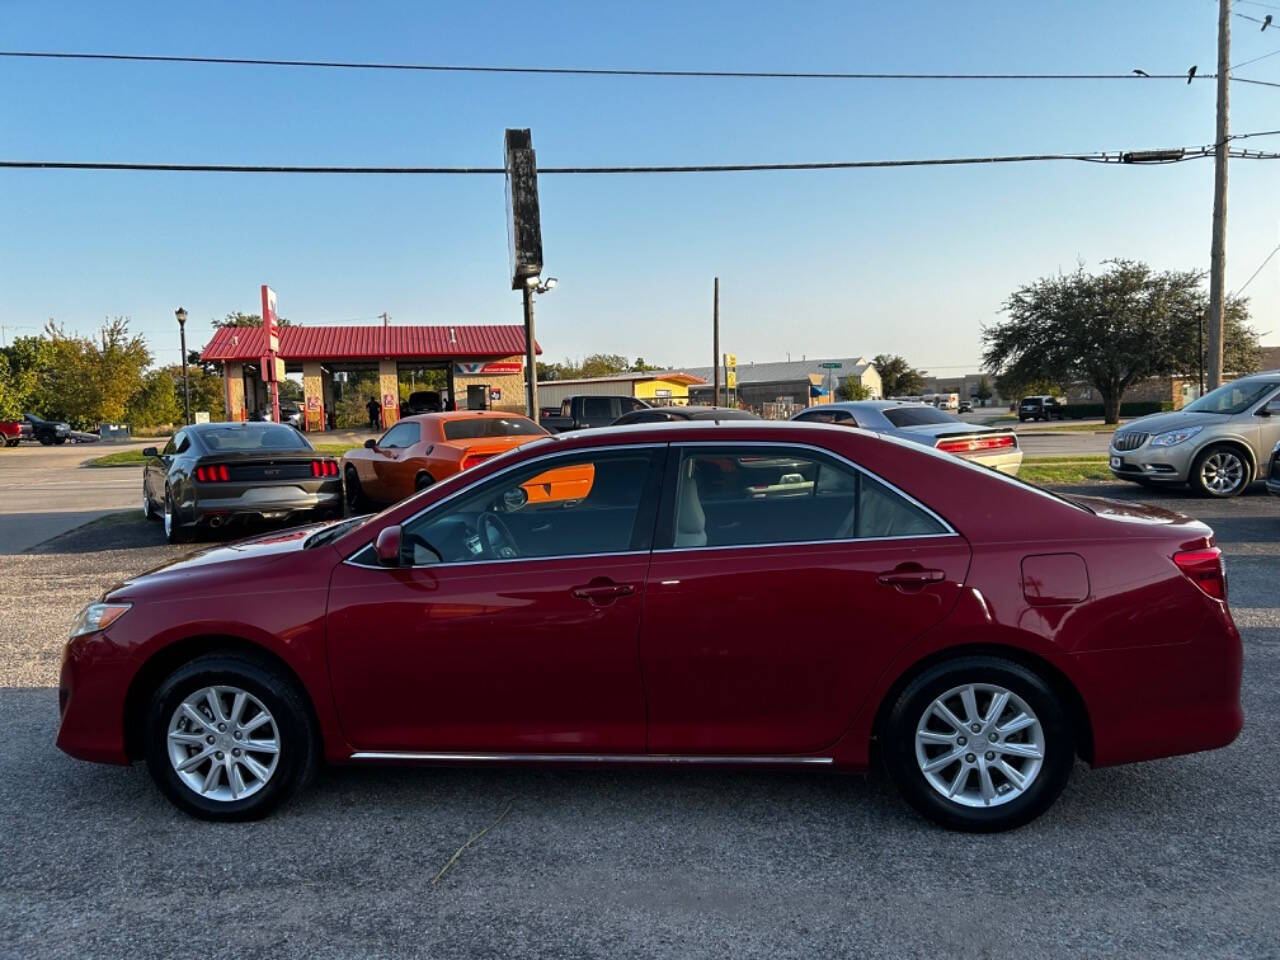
1207,0,1231,390
713,277,721,407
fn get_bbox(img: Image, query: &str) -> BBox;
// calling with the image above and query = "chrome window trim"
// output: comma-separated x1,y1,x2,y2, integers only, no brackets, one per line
665,438,959,539
342,442,667,569
350,750,833,765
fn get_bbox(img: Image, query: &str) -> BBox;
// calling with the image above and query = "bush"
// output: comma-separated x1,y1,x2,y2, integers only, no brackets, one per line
1058,401,1173,419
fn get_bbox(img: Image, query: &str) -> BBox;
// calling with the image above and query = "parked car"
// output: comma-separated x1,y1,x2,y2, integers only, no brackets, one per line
541,395,649,433
141,422,342,543
1266,441,1280,498
791,401,1022,475
1109,371,1280,497
59,420,1241,830
612,405,760,426
1018,396,1065,422
404,391,443,415
0,420,23,447
958,400,973,414
23,412,71,445
341,411,548,510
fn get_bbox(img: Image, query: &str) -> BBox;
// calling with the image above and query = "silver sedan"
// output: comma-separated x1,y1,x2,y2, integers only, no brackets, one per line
791,401,1022,474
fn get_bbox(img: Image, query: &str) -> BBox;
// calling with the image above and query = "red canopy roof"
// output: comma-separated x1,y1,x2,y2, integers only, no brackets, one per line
202,324,539,362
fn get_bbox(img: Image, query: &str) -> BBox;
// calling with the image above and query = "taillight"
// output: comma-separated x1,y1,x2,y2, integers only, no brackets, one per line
195,465,230,483
310,460,338,477
937,435,1017,454
1173,547,1227,601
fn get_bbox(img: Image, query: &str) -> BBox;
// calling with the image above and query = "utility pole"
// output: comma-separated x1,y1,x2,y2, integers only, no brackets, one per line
523,282,538,419
1207,0,1231,390
713,277,721,407
381,312,390,328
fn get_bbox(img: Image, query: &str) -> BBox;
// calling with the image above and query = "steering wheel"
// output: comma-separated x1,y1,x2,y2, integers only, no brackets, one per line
477,512,521,560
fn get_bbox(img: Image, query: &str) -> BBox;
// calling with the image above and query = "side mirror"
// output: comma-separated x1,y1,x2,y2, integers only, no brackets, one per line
364,438,378,449
142,447,159,458
374,525,403,567
1256,407,1273,418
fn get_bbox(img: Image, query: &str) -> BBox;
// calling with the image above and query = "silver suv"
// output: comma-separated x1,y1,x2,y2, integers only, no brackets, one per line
1109,371,1280,497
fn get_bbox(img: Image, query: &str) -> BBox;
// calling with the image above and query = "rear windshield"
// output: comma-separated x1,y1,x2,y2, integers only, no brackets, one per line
443,417,547,441
883,407,957,427
198,425,312,451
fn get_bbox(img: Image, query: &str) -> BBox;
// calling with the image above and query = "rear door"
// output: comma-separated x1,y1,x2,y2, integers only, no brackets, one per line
640,443,971,755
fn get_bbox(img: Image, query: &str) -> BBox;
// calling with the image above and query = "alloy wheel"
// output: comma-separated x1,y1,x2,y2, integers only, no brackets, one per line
914,682,1045,808
1200,450,1245,495
166,685,281,802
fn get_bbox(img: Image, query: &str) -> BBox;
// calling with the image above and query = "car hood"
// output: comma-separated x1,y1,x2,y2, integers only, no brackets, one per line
1115,411,1227,436
105,520,340,599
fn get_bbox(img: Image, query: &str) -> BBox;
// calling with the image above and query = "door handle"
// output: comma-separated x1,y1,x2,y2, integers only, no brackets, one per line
877,568,946,588
571,579,636,603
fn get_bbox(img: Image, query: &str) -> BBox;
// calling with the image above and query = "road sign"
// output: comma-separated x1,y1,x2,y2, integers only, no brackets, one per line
727,371,738,389
821,362,843,369
724,352,737,369
505,129,543,290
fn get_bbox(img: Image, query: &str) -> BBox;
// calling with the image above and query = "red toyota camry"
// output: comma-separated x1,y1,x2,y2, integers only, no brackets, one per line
56,421,1243,831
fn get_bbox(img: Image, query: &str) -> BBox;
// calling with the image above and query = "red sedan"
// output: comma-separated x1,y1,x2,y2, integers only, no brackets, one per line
56,421,1242,831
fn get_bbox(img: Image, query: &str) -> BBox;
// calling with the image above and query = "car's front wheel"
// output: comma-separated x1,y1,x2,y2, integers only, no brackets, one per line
1190,444,1250,498
143,653,319,821
882,656,1074,832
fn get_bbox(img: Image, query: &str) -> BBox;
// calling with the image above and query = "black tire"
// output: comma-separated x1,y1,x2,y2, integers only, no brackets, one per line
4,439,18,448
344,465,372,513
164,487,190,544
881,656,1074,833
53,436,67,445
37,432,53,446
1018,416,1028,423
414,471,435,492
1189,443,1251,498
143,652,319,821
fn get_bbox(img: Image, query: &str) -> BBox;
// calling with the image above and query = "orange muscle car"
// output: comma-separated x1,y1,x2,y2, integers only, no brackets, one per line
341,411,549,509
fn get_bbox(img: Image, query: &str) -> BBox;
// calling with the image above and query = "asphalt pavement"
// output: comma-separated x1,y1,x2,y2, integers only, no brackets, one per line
0,442,146,554
1,480,1277,959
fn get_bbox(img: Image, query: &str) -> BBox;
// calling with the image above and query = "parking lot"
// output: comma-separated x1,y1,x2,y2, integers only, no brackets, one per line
1,453,1277,959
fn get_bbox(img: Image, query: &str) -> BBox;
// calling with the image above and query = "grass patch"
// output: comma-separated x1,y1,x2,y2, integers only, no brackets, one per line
1018,422,1120,433
312,443,363,456
85,449,148,467
1020,461,1115,485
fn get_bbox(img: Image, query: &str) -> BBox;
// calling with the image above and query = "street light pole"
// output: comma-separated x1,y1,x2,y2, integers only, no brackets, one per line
523,280,538,420
175,307,191,425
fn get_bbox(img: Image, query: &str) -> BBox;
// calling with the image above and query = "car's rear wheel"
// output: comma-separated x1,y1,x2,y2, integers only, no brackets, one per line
882,656,1074,832
344,466,371,512
37,433,53,446
143,485,158,520
163,487,190,543
414,471,434,492
143,653,319,821
1190,444,1250,498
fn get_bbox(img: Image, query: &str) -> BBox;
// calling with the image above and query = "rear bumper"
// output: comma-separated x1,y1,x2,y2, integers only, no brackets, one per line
966,450,1023,476
190,483,343,523
1072,604,1243,767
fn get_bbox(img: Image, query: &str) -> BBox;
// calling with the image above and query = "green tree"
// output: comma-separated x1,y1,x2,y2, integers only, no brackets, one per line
836,378,872,401
984,260,1260,424
0,336,52,419
579,353,631,378
213,311,290,329
872,354,927,397
126,369,182,428
40,318,151,428
973,375,993,405
629,356,663,372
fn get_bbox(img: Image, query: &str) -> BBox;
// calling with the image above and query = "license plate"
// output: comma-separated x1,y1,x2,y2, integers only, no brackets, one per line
1110,456,1123,469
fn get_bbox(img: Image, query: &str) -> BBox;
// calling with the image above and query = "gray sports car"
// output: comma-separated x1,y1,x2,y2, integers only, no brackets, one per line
791,401,1022,475
141,422,343,543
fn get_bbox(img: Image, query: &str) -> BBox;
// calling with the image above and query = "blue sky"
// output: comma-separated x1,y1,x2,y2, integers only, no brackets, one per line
2,0,1278,374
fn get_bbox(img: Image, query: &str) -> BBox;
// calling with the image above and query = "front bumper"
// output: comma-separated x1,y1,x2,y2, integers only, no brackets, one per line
56,636,133,765
1108,442,1193,483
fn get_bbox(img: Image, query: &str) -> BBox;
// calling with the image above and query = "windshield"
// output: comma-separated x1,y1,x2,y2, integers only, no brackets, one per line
1182,380,1278,415
883,406,957,427
443,417,547,440
198,424,313,451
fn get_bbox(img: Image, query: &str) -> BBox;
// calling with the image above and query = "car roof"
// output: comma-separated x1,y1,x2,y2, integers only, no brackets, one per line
817,400,931,411
656,406,758,419
400,411,533,424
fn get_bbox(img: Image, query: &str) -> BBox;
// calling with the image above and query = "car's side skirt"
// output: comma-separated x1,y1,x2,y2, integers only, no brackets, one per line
349,751,834,766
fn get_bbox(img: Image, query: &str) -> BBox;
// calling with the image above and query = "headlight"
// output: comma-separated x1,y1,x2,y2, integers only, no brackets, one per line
69,602,131,639
1150,426,1204,447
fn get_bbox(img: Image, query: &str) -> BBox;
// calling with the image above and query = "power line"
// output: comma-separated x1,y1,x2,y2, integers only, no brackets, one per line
0,49,1265,86
3,141,1280,176
1232,242,1280,296
1231,46,1280,69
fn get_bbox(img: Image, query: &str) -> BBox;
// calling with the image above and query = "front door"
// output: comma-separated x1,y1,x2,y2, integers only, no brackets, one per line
640,444,971,755
326,445,665,753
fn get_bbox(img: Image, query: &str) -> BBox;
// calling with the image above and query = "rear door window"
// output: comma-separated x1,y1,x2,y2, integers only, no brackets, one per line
666,446,948,549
